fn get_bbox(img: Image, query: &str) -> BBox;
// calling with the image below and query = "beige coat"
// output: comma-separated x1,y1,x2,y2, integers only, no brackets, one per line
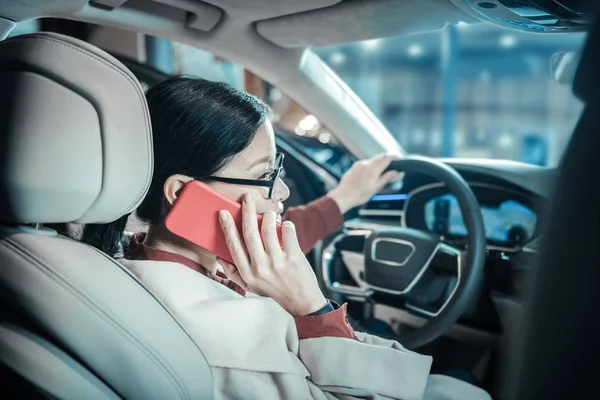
121,259,491,400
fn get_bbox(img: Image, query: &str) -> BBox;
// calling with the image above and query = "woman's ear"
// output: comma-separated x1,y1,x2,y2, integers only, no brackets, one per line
163,174,193,206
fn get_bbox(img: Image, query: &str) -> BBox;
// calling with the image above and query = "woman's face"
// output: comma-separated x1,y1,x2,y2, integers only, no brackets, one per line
210,120,290,218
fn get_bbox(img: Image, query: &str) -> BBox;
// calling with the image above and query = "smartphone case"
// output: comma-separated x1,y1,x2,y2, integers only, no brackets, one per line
165,180,282,265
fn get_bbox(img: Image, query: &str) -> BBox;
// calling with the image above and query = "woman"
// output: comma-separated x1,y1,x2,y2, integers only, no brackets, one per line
84,77,490,400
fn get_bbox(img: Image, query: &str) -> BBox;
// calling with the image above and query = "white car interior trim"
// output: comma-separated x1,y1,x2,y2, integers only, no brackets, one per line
298,50,402,155
256,0,476,48
95,0,224,31
322,231,374,297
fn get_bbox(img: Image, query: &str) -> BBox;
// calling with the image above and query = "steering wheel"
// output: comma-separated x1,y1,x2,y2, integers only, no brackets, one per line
320,156,486,349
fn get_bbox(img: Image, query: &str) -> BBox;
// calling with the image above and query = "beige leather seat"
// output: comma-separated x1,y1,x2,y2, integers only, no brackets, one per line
0,32,213,399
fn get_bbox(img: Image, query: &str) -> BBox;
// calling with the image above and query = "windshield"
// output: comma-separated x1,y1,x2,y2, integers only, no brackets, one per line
313,24,586,167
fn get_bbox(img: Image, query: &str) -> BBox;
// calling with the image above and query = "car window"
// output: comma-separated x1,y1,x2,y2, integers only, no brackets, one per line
314,24,587,167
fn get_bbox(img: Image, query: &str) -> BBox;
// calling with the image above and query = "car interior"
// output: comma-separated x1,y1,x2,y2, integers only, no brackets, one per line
0,1,598,399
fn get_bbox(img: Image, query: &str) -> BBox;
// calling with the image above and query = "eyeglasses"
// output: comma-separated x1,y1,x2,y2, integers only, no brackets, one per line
197,153,285,200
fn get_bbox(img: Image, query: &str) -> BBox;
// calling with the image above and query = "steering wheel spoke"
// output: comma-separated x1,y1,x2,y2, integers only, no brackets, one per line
404,243,463,318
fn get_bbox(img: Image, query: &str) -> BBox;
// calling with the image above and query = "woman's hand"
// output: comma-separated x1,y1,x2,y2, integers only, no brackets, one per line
217,193,328,317
327,154,400,214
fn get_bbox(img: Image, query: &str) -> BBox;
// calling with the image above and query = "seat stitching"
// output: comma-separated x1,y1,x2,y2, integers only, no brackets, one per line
0,237,190,400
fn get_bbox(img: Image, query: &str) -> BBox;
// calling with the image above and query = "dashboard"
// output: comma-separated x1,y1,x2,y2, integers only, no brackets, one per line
362,184,541,249
423,194,536,246
407,181,541,248
360,164,549,250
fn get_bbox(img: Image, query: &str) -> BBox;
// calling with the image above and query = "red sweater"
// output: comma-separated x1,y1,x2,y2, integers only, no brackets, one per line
126,196,356,340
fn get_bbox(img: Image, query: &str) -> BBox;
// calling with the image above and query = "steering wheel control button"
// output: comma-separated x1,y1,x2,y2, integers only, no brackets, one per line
364,228,440,293
372,238,415,266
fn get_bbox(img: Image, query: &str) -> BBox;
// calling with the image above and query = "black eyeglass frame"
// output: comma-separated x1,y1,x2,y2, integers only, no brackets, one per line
194,153,285,199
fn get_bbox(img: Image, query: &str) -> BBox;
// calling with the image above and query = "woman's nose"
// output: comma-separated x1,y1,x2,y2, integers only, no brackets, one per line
273,177,290,202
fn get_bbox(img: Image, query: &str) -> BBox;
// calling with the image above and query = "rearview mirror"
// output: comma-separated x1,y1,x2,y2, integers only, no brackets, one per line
551,51,581,85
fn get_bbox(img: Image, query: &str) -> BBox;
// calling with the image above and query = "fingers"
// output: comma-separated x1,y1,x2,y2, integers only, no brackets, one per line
372,153,390,162
281,220,302,254
374,153,398,169
216,256,249,291
261,211,282,256
241,193,266,262
376,169,400,187
218,210,252,280
371,154,397,176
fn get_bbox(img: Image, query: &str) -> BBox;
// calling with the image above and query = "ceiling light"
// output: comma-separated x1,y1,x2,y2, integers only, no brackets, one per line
299,115,319,130
361,39,382,52
330,52,347,66
407,44,424,58
294,126,306,136
318,133,331,144
499,35,517,49
269,88,282,102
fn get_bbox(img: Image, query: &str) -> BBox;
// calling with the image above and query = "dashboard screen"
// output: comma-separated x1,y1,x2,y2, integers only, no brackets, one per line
424,194,537,246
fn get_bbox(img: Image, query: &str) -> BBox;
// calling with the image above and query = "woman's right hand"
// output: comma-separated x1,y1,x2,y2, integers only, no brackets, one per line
217,193,328,317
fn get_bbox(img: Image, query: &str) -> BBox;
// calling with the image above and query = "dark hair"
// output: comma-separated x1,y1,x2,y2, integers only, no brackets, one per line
82,76,271,255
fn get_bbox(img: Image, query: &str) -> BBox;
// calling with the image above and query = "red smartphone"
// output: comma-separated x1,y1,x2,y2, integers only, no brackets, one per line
164,180,282,265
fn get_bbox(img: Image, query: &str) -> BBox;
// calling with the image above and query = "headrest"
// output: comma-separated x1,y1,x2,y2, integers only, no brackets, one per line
0,32,153,224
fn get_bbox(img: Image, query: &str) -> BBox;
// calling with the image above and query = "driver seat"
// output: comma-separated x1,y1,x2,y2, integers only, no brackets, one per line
0,33,213,399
